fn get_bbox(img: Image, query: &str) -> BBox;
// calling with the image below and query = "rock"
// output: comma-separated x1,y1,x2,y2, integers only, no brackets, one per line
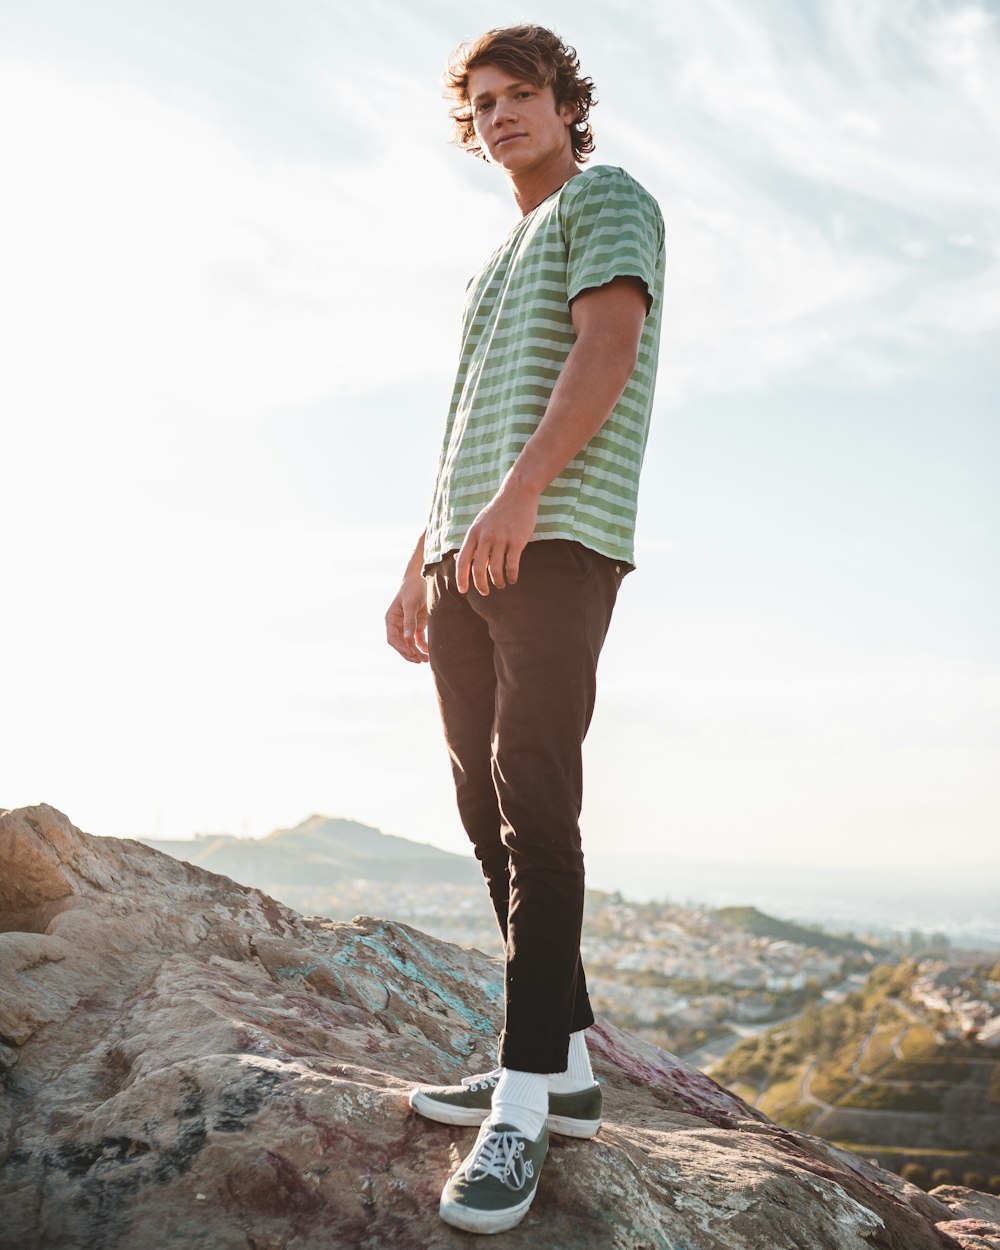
932,1190,1000,1225
0,804,979,1249
930,1189,1000,1249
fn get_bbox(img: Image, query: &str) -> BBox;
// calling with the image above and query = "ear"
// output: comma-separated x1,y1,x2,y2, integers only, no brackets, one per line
558,97,578,127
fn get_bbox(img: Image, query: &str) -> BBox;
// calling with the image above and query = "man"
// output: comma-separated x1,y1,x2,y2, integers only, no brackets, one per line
385,24,664,1235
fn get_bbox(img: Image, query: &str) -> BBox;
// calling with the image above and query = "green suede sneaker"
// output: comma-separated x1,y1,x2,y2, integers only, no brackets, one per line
409,1066,501,1127
439,1120,549,1234
409,1067,602,1138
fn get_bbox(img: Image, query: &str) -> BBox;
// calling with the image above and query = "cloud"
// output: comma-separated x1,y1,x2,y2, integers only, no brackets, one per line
0,54,508,439
4,0,996,434
593,0,1000,399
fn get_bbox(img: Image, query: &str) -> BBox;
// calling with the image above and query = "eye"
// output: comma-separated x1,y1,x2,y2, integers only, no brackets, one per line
475,100,493,113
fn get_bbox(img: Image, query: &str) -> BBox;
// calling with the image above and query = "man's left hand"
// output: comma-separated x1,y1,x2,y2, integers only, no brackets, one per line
454,478,540,596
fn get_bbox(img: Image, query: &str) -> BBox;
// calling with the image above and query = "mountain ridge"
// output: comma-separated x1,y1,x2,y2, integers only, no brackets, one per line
713,904,879,956
132,813,481,890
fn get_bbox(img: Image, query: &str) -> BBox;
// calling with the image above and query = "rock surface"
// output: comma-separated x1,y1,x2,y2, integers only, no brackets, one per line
929,1189,1000,1249
0,803,992,1249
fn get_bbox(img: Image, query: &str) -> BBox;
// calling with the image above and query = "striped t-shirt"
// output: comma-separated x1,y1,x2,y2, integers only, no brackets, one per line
423,164,665,567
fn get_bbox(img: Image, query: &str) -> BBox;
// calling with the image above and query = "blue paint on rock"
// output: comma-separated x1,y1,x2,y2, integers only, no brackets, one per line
325,922,501,1035
273,963,321,981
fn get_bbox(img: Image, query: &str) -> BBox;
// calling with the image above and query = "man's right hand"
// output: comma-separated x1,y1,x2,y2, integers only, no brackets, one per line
385,532,430,663
385,573,428,663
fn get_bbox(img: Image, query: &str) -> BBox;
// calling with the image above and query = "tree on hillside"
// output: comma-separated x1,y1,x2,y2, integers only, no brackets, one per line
900,1163,928,1189
797,1004,824,1054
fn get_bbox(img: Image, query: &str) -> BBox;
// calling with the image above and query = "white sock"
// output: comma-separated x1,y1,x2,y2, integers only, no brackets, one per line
490,1068,548,1140
547,1029,595,1094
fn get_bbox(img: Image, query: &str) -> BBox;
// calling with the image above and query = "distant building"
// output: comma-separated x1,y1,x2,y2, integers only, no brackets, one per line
977,1016,1000,1048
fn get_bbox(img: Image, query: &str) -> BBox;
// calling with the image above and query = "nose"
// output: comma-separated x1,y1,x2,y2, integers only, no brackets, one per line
492,94,517,127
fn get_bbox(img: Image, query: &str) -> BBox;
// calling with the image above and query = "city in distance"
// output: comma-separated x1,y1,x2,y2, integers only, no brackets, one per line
145,813,1000,953
582,850,1000,954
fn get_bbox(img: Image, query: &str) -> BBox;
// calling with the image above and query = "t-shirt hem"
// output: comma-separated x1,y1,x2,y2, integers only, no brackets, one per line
422,530,636,573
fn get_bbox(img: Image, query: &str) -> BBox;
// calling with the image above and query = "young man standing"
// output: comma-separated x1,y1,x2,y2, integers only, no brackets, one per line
385,24,664,1234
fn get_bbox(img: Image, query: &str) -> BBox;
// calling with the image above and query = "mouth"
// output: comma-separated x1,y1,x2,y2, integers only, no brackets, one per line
494,134,527,148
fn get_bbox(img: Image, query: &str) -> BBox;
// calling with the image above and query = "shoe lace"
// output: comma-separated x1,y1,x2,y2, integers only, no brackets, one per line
460,1066,502,1092
465,1126,534,1191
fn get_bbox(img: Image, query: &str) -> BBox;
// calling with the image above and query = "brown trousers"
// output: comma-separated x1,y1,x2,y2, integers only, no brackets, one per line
425,538,626,1073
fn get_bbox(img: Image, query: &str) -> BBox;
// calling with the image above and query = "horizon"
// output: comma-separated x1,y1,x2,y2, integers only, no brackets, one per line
2,0,997,873
118,807,1000,949
127,808,1000,881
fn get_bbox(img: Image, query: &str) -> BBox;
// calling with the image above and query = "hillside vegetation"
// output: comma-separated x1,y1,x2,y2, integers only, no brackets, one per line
712,961,1000,1188
712,905,876,956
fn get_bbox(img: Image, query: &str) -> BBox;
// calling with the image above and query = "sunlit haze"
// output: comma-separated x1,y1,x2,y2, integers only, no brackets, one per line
2,0,997,873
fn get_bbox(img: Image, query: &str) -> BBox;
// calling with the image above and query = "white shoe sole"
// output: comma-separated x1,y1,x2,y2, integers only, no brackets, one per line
439,1187,537,1233
546,1112,602,1139
409,1087,487,1126
409,1087,601,1138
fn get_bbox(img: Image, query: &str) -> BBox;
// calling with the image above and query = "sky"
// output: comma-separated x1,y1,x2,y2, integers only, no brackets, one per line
1,0,997,874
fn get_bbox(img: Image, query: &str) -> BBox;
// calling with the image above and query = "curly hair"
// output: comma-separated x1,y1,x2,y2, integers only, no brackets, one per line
444,25,597,164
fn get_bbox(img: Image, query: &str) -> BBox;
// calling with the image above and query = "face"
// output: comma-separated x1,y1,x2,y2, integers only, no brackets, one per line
467,64,577,173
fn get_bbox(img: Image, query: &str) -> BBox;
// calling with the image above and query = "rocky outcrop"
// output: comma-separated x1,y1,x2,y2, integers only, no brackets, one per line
929,1189,1000,1249
0,804,993,1249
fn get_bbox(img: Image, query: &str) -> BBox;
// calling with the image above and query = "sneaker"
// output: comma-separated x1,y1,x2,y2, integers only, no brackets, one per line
409,1066,502,1127
439,1120,548,1234
409,1067,602,1138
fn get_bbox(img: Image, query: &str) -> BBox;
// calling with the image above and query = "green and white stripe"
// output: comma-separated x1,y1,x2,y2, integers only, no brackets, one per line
424,164,665,566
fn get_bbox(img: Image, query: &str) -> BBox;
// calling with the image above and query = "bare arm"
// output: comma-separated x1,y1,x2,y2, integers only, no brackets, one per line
385,530,429,663
454,275,649,596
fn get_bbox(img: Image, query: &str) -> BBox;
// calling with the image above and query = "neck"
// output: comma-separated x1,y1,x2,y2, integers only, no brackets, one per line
507,151,582,216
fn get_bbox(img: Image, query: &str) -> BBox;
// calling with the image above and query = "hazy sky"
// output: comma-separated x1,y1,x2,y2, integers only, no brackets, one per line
2,0,997,871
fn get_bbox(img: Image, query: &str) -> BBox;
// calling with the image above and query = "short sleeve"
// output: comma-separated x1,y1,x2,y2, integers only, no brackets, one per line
561,167,664,314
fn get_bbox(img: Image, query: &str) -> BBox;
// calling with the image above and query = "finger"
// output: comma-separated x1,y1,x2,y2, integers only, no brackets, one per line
389,629,416,662
488,544,507,590
385,602,406,652
402,626,425,662
399,630,424,662
402,594,419,646
410,600,430,659
472,546,492,597
389,633,417,662
455,539,474,595
503,541,522,586
386,598,422,663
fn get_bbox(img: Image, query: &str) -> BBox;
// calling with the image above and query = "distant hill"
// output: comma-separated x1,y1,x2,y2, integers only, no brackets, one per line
136,815,481,891
713,905,877,956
